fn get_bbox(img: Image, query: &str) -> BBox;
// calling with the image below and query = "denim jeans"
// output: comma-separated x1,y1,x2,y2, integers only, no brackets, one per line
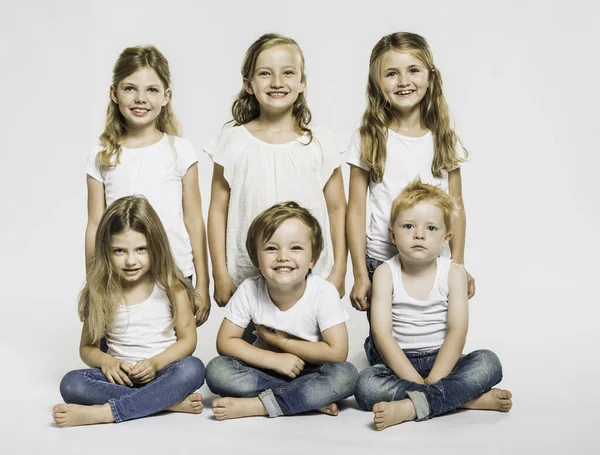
364,255,385,365
59,356,205,423
205,356,358,417
355,349,502,420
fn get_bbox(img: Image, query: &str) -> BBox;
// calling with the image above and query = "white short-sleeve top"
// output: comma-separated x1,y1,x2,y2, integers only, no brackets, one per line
86,135,198,276
224,274,349,352
204,124,342,286
346,129,455,261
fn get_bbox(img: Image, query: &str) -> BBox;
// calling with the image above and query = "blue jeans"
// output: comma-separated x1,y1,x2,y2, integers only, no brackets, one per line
205,356,359,417
364,255,385,365
355,349,502,420
59,356,205,423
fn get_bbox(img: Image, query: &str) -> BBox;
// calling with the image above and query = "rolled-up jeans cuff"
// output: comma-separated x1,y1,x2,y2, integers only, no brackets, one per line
258,389,283,417
405,390,430,421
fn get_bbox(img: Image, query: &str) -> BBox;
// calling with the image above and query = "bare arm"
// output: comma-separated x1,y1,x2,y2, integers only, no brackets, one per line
148,289,198,371
425,264,469,384
256,322,349,364
347,165,371,311
448,168,475,298
323,167,347,297
207,164,236,307
216,318,305,378
371,264,424,384
85,176,106,271
182,163,211,326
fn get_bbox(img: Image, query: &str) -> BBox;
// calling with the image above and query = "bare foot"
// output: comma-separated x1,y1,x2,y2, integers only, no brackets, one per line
52,403,115,428
316,402,339,416
372,399,416,431
461,388,513,412
212,397,268,421
167,393,203,414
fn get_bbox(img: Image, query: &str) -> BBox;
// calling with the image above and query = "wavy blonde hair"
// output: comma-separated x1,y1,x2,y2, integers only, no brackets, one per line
360,32,467,183
78,196,199,344
97,45,181,174
231,33,313,143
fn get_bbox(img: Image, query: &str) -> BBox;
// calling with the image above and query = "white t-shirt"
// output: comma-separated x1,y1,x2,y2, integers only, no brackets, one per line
224,274,349,352
86,135,198,276
345,129,454,261
106,284,177,364
204,124,342,286
385,255,453,352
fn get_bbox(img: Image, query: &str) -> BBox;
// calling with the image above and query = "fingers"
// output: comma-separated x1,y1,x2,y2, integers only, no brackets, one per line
468,277,476,299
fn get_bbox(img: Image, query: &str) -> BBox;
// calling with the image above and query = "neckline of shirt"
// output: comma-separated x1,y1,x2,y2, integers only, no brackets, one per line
118,283,159,308
121,133,168,151
241,124,308,147
388,129,432,142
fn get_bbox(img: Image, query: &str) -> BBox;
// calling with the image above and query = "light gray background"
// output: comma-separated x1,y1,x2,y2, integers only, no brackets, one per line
1,0,598,453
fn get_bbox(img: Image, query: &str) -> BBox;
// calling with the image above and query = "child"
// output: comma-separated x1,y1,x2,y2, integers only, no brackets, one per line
86,45,210,325
346,32,474,364
354,180,512,430
205,33,347,309
53,196,206,427
205,202,358,420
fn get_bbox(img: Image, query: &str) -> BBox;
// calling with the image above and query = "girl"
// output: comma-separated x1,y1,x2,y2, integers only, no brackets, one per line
355,181,511,430
53,196,206,428
346,32,474,365
206,33,347,309
205,202,358,420
86,45,210,326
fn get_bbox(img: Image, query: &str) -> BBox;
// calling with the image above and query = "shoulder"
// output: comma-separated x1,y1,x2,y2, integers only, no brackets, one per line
204,124,248,159
448,262,467,288
307,275,339,300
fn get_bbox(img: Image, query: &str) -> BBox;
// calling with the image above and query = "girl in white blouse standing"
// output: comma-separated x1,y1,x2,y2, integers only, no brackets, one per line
206,33,347,308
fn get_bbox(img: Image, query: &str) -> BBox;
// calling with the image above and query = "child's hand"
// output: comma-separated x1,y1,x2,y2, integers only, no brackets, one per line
326,270,346,298
194,290,211,327
100,356,133,387
256,324,290,350
272,353,305,379
350,276,372,311
129,359,158,385
214,275,237,307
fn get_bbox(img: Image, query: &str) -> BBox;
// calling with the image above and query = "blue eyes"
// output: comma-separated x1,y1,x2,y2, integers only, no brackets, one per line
402,224,437,231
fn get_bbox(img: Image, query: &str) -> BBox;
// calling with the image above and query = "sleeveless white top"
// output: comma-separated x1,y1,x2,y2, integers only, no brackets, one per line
385,255,453,352
106,284,177,364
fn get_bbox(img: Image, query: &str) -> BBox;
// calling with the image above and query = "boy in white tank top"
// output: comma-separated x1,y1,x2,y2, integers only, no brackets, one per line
354,179,512,430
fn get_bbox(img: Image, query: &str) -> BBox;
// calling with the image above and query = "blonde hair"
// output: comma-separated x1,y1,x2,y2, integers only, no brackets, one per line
246,201,323,269
78,196,199,344
360,32,467,183
231,33,313,143
97,45,181,174
390,179,458,233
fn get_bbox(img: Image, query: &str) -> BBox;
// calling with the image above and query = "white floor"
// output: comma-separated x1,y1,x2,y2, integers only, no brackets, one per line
1,295,595,455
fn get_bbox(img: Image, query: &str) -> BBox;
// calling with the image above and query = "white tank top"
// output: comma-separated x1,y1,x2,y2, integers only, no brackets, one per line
385,255,452,352
106,284,177,364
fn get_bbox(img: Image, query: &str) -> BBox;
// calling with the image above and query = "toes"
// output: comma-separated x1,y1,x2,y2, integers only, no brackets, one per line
372,402,386,413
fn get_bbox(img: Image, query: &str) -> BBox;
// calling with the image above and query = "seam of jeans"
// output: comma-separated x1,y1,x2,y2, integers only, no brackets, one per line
258,389,283,417
108,398,122,423
405,390,430,421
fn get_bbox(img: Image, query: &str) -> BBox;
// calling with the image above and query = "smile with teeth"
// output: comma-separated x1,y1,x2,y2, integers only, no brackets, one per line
267,92,288,98
395,90,415,96
131,108,150,115
273,266,294,272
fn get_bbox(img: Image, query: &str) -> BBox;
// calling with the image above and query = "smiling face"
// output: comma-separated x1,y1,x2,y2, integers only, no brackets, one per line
390,201,452,263
110,228,152,286
110,66,170,131
256,218,315,289
245,44,305,115
379,50,431,115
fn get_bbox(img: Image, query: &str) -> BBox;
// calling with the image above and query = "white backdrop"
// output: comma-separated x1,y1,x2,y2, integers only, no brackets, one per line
1,0,598,453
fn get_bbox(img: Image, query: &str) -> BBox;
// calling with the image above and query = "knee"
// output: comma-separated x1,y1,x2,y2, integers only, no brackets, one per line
205,356,235,394
59,370,86,403
355,367,378,411
472,349,503,384
328,362,359,398
177,356,206,389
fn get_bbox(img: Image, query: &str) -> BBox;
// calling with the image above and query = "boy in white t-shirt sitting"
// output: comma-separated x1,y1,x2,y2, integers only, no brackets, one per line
205,202,358,420
355,179,512,430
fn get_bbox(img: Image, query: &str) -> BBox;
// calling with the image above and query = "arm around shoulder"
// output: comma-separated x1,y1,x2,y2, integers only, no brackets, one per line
85,175,106,270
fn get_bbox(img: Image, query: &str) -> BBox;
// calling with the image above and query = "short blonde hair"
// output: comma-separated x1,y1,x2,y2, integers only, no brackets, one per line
390,179,458,232
246,201,323,269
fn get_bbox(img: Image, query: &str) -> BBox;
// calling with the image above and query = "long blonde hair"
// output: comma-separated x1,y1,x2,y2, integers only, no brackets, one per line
360,32,467,183
98,45,181,174
78,196,198,344
231,33,313,143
